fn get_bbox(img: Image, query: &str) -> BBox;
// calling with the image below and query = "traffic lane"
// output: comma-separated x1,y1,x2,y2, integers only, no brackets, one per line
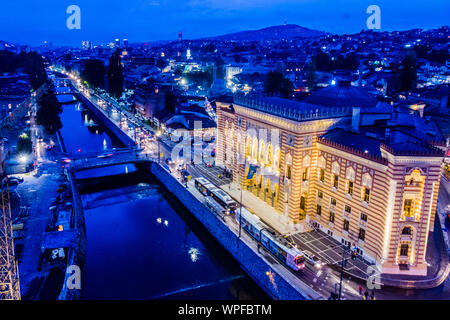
291,231,371,279
187,163,232,187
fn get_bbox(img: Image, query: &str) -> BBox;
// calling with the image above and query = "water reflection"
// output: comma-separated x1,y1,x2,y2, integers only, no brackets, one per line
79,171,269,300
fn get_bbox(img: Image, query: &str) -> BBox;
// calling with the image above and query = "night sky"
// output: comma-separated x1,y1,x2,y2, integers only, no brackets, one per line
0,0,449,46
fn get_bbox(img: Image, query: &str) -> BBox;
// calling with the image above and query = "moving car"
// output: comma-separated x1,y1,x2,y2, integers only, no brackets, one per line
302,250,325,269
165,157,175,165
97,153,113,159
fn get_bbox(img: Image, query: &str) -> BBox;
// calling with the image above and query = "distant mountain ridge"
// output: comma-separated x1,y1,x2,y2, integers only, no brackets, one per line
201,24,328,41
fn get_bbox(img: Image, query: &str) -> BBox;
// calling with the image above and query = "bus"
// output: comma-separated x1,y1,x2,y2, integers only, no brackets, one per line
236,207,305,271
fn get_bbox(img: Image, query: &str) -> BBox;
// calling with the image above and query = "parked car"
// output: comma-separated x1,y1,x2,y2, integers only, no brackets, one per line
165,157,175,165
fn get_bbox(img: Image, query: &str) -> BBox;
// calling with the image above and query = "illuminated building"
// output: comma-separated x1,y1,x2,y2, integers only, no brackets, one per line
81,40,92,50
216,83,445,276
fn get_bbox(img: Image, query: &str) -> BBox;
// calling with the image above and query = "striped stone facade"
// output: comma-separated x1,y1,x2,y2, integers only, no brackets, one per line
216,100,444,276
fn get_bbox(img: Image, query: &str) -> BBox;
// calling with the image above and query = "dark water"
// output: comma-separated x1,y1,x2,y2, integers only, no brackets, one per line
57,97,123,154
78,171,268,300
56,88,269,300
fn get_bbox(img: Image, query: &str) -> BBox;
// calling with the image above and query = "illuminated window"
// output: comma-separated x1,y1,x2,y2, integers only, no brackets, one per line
346,181,353,195
317,205,322,216
360,213,368,222
345,205,351,214
363,187,370,202
402,227,412,235
333,174,339,188
329,211,335,223
300,196,306,211
286,165,292,179
400,244,409,257
358,228,365,241
302,168,308,181
319,168,325,182
343,219,350,231
403,199,414,217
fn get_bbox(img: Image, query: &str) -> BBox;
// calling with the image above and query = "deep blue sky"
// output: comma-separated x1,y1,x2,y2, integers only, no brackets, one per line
0,0,449,47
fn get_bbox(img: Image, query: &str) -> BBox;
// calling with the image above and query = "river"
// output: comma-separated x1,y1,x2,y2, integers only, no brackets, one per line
55,89,269,300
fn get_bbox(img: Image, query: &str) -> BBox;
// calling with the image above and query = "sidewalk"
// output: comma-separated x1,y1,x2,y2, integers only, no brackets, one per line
220,182,306,235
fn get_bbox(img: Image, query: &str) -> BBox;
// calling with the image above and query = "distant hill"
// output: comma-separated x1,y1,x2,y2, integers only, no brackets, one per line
201,24,327,41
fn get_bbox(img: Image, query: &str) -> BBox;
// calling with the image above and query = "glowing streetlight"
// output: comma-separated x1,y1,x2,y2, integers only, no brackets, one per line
19,155,28,164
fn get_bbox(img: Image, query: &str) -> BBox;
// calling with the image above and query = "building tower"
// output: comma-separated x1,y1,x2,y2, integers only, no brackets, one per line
0,182,20,300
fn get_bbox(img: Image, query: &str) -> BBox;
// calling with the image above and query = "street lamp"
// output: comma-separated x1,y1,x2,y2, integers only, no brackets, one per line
19,155,28,164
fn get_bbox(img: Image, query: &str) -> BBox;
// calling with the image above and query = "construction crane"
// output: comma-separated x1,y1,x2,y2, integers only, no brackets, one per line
0,180,21,300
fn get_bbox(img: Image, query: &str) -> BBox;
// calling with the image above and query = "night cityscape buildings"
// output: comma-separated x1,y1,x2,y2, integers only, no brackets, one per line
0,0,449,309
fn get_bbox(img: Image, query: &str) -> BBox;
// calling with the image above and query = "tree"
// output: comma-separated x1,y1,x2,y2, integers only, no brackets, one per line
306,61,317,90
398,51,417,92
81,59,106,88
264,71,293,98
16,132,32,154
0,51,48,90
36,89,62,133
156,58,166,69
312,52,332,72
23,52,49,90
107,49,124,98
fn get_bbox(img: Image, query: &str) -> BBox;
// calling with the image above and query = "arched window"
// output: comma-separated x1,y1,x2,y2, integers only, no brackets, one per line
332,161,340,175
402,226,412,235
252,137,258,160
274,147,281,171
318,156,326,183
332,162,340,189
346,167,355,181
362,173,373,203
245,136,252,158
302,155,310,182
318,156,326,169
346,167,355,195
285,153,293,179
266,144,273,168
259,140,265,164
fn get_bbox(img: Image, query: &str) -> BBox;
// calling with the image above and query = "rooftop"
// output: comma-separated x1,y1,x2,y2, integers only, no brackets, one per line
304,81,378,108
320,126,444,161
233,93,352,122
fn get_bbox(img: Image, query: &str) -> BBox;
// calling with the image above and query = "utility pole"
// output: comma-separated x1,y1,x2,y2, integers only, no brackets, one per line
338,246,354,300
338,247,346,300
0,181,21,300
